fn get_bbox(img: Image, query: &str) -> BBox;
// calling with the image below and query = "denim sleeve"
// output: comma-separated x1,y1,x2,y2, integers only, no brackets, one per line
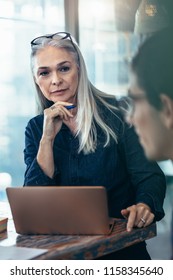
118,123,166,221
23,119,59,186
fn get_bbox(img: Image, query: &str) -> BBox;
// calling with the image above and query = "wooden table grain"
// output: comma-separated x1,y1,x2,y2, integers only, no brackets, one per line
0,201,156,260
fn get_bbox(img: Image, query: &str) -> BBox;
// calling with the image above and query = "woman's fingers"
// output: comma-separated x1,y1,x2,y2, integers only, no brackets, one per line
49,104,74,120
122,203,155,232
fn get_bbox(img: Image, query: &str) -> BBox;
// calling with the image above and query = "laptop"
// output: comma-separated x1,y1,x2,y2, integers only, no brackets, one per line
6,186,115,235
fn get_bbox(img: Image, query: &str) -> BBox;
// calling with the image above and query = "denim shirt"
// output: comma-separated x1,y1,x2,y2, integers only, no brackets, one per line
24,101,166,221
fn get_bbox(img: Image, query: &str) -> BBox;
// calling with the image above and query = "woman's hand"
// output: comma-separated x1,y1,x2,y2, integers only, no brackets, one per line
36,101,75,178
42,101,75,142
121,203,155,232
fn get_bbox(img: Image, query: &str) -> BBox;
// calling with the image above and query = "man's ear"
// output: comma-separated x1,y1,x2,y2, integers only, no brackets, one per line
160,94,173,129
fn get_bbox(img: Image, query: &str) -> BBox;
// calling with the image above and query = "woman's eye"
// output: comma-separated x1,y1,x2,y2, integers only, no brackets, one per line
39,71,49,76
59,66,70,72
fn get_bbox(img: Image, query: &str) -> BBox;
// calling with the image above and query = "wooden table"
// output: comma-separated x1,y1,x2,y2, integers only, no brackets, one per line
0,201,156,260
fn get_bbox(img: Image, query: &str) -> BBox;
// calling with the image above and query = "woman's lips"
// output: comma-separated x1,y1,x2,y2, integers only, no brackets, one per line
50,89,67,94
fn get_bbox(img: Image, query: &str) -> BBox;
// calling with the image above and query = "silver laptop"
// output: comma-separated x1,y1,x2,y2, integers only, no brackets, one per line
6,186,115,235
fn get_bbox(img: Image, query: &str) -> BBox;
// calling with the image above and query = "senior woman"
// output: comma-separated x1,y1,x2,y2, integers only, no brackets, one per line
24,32,166,260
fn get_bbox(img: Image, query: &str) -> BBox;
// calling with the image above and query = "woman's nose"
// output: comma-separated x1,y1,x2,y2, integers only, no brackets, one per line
51,73,62,85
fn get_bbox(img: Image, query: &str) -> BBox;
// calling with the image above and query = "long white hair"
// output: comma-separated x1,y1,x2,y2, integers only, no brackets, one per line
30,34,120,154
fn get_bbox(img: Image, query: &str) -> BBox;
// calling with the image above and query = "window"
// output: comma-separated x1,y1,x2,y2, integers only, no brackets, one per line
79,0,140,95
0,0,140,201
0,0,65,200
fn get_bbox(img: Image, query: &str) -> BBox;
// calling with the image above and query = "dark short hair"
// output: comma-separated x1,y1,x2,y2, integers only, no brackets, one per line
131,27,173,109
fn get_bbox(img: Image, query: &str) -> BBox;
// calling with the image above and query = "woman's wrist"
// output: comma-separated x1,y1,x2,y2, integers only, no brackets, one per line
40,136,54,147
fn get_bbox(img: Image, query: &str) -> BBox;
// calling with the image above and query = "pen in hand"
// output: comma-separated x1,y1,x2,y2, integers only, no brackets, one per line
64,105,76,110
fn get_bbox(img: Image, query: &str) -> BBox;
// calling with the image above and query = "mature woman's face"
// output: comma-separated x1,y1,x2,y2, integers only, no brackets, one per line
127,73,173,161
34,46,79,104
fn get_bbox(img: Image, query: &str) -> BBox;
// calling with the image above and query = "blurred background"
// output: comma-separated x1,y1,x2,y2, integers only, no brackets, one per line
0,0,173,259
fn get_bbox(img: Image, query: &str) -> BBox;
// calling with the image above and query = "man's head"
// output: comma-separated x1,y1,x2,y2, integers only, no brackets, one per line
128,28,173,161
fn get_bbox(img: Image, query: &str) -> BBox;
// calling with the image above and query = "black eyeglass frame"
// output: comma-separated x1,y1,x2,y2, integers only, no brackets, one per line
31,31,77,51
126,92,147,116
